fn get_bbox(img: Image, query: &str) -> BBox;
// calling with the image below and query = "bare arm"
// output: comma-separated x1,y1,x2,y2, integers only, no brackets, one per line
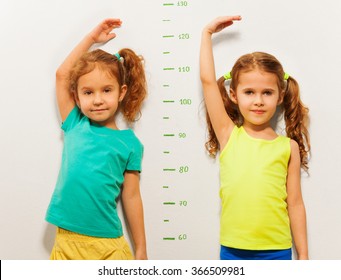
287,140,308,259
122,171,147,260
200,16,241,148
56,18,122,121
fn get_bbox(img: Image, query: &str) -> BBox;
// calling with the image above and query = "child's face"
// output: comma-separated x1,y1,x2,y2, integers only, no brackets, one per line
75,66,126,129
230,69,282,128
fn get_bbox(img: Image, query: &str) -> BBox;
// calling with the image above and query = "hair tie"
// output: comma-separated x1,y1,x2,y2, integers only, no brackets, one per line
223,72,232,80
284,72,290,80
114,52,124,64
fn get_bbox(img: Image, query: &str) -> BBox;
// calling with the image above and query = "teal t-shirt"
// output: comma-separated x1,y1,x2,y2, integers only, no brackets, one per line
45,107,143,238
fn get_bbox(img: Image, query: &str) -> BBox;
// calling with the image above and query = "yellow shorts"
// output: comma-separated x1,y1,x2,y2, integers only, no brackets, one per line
50,228,134,260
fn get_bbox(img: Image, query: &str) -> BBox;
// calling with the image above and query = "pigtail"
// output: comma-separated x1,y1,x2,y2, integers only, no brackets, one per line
205,111,219,157
118,48,147,123
205,76,240,157
283,76,310,171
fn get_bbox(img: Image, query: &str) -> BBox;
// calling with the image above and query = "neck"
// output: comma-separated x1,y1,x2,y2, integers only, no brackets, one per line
243,123,278,140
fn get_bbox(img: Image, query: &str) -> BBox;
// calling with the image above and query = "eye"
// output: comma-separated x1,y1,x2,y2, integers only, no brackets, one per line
263,91,273,96
244,90,253,95
104,88,112,93
83,90,92,95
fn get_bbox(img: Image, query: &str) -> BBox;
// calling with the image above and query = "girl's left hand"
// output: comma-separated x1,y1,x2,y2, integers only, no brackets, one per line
135,250,148,260
88,18,122,44
204,15,242,35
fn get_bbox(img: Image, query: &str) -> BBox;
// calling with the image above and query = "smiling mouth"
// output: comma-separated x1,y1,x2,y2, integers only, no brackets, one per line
251,110,265,114
91,109,107,112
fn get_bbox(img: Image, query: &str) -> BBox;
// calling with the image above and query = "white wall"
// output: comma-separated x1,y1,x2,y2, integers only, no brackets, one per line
1,0,340,260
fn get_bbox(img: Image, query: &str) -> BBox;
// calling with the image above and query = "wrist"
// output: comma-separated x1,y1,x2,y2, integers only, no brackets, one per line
135,248,147,260
297,254,309,260
85,33,96,45
202,27,213,36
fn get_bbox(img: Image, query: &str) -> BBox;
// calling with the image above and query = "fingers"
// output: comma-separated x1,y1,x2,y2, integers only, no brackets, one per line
88,18,122,43
216,15,242,27
106,33,117,41
205,15,242,34
102,18,122,31
91,18,122,42
229,15,242,21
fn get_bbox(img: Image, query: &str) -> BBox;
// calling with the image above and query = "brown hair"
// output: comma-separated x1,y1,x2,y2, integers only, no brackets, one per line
69,48,147,123
205,52,310,170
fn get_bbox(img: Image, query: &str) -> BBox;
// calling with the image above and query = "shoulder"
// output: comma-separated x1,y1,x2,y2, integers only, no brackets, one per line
227,125,240,140
125,129,142,143
61,106,86,132
123,130,144,151
289,139,301,166
290,139,299,155
220,125,239,155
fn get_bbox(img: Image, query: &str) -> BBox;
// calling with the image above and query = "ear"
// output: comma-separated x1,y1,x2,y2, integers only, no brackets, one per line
277,90,284,105
230,89,238,104
73,91,81,108
119,85,127,102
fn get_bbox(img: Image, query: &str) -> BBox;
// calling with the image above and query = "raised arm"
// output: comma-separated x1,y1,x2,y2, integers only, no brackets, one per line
200,16,241,148
56,18,122,121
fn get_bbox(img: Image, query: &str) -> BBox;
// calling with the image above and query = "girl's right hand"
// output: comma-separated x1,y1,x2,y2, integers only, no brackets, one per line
88,18,122,44
204,16,242,35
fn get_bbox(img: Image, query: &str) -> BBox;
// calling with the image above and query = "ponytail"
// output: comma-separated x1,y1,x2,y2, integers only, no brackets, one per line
283,76,310,171
118,48,147,123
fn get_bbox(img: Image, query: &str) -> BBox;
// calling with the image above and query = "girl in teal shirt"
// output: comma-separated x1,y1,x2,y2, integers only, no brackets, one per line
46,18,147,260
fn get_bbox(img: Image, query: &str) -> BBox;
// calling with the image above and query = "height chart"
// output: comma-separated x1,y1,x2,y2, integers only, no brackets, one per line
142,0,218,259
159,0,193,254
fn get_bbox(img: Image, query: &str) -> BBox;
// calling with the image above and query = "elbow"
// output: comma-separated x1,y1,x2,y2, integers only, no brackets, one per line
56,67,69,81
200,74,213,85
200,76,217,88
200,70,218,86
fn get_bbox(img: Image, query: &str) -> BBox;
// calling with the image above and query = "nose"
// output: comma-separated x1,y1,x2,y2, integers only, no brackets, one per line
93,93,103,105
254,94,264,107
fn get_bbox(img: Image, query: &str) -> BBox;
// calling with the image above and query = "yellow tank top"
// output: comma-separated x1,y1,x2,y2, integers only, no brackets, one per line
219,126,292,250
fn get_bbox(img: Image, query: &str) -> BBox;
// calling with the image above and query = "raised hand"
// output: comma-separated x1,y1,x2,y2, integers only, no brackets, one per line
204,15,242,35
88,18,122,44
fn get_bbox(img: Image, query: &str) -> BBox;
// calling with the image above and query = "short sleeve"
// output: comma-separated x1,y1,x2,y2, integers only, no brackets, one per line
126,138,144,172
61,106,83,132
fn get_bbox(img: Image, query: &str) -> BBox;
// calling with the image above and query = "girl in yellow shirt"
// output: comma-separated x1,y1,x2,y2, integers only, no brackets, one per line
200,16,310,260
